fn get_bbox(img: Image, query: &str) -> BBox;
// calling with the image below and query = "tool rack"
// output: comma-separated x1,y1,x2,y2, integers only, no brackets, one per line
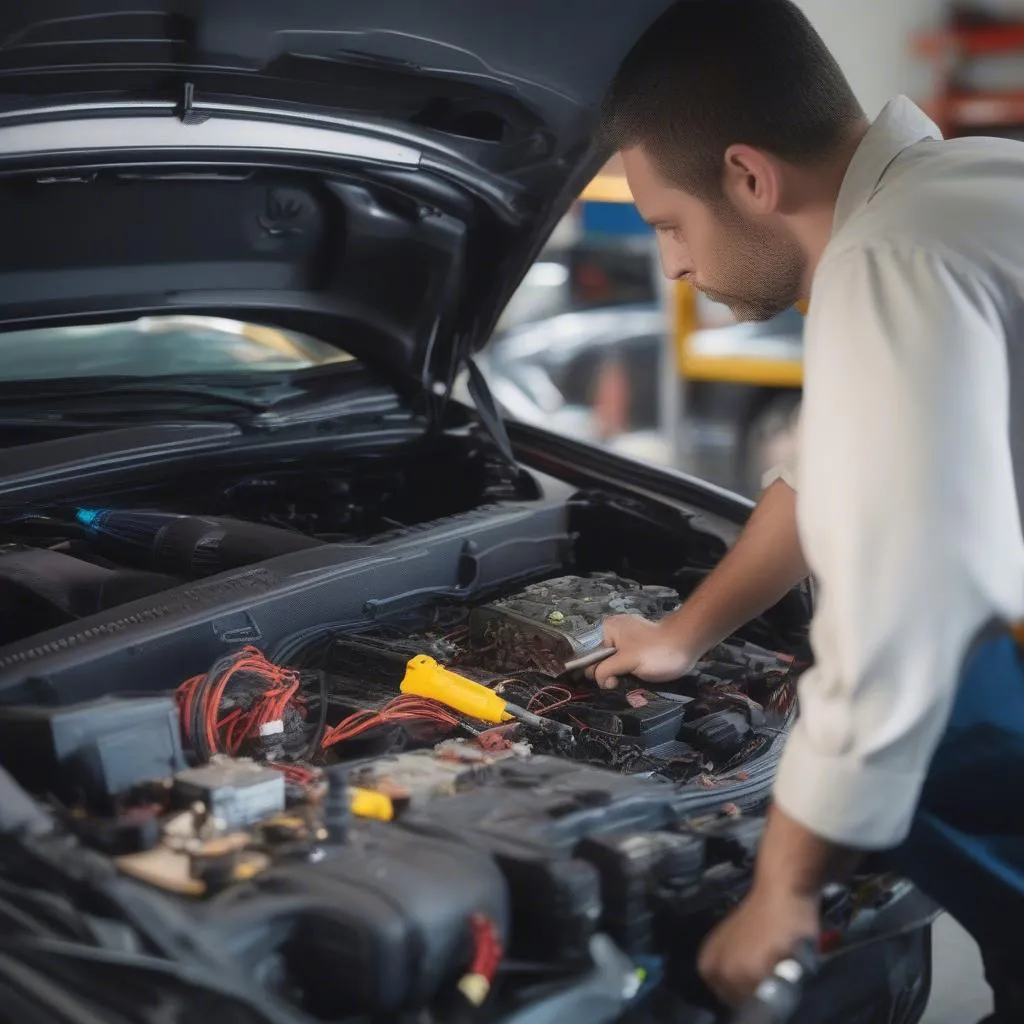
913,12,1024,138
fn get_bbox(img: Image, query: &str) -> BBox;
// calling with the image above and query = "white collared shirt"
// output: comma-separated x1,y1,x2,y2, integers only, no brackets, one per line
771,97,1024,849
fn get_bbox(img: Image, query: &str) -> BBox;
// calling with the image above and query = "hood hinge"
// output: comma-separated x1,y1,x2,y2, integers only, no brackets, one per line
465,355,517,470
412,207,517,472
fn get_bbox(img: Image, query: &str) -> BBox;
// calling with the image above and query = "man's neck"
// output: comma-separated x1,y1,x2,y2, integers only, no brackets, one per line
789,120,871,300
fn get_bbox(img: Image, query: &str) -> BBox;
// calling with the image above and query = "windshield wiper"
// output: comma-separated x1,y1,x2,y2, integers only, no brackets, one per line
0,377,306,413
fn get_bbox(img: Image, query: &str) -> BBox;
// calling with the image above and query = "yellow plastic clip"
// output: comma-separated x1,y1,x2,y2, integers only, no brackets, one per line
349,787,395,822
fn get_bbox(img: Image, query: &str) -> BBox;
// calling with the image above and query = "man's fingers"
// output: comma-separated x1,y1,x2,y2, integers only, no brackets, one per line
593,650,635,689
585,622,621,680
698,950,745,1009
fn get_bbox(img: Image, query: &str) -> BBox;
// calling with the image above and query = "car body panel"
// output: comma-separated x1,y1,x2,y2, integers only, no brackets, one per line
0,1,680,392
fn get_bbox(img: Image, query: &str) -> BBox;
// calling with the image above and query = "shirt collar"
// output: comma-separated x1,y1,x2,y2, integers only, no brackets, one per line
832,96,942,236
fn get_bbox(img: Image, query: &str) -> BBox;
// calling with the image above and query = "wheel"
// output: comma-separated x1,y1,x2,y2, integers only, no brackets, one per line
737,391,801,498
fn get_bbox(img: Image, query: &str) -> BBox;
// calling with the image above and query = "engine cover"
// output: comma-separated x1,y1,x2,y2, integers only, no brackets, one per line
468,574,680,675
354,749,727,961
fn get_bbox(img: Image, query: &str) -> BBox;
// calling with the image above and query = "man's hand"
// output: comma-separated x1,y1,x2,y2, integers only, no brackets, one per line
698,880,820,1007
587,480,807,691
699,805,861,1007
588,614,699,689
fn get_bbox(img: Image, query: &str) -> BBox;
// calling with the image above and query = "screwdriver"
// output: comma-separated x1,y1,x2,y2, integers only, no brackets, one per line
563,646,617,673
401,655,572,738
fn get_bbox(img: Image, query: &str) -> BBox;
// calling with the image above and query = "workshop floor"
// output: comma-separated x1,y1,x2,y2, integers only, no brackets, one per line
922,916,990,1023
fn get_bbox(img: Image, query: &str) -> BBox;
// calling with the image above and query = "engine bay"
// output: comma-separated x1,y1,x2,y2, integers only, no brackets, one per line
0,441,928,1024
0,436,529,647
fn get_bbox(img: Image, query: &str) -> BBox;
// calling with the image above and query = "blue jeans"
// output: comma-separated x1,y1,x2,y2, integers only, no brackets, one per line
883,625,1024,1020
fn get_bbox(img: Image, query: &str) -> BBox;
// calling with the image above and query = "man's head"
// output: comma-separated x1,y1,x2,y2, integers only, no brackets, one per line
600,0,865,320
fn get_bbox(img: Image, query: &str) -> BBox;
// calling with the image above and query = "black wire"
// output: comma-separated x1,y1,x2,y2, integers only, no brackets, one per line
304,671,330,759
188,664,218,763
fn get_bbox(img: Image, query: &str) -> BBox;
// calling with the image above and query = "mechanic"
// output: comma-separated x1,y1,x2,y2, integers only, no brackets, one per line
593,2,1024,1021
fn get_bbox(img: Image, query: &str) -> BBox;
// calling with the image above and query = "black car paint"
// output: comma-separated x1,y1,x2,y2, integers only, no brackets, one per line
0,0,678,396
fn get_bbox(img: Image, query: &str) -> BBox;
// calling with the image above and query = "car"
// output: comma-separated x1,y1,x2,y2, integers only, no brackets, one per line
479,303,666,444
479,302,804,497
0,4,934,1024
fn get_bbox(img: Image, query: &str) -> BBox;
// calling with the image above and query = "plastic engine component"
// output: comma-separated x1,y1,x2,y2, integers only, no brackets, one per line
691,814,765,866
589,687,692,750
209,820,509,1016
349,747,509,807
388,753,703,960
578,830,705,953
680,708,759,759
0,545,180,643
0,695,185,808
173,758,285,829
469,574,679,675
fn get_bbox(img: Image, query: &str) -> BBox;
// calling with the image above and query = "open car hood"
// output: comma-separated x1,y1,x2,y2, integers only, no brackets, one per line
0,1,676,396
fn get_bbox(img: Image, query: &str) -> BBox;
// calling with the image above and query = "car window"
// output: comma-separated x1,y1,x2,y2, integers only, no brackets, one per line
0,316,352,381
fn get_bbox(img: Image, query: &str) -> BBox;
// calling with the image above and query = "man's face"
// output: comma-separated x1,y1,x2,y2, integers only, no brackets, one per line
621,146,804,322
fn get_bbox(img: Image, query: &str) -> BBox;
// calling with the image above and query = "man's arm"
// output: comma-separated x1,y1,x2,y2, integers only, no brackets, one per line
774,243,1018,850
701,242,1024,1005
592,478,809,687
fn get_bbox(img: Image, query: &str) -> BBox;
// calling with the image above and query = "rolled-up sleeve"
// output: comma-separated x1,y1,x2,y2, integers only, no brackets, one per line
773,243,1024,849
762,443,799,492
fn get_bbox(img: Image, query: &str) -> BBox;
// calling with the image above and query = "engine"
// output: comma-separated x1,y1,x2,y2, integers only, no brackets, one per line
0,559,898,1024
0,449,922,1024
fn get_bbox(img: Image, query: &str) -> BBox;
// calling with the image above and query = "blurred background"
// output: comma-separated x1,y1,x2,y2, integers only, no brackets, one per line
478,0,1024,499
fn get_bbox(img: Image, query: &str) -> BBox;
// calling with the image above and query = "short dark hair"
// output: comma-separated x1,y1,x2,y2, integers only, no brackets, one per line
600,0,864,198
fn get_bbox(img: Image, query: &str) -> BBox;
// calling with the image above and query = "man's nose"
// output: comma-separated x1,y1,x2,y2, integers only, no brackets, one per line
656,239,693,281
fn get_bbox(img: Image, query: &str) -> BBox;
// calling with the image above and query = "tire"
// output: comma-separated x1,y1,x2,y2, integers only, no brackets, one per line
738,391,801,498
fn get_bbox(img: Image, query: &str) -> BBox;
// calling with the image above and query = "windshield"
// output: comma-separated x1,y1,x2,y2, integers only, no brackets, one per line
0,316,352,382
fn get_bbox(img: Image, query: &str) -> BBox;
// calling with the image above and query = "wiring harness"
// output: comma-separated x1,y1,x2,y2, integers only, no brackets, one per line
319,693,466,748
175,646,473,772
175,647,325,788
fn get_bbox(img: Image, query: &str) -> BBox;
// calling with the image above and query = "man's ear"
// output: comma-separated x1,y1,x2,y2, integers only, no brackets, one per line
721,144,782,216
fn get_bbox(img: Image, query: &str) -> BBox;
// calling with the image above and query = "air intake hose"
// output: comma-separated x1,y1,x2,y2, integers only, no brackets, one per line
0,546,180,645
75,509,324,578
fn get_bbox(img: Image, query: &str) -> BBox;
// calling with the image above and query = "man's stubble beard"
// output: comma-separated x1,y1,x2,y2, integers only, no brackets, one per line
696,204,805,322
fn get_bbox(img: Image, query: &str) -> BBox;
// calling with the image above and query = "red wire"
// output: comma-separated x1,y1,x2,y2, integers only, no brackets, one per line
526,685,574,714
321,694,461,748
273,762,319,787
175,647,306,758
469,914,503,982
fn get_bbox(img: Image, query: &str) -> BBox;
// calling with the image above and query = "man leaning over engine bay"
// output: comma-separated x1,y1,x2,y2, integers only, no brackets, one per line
589,2,1024,1021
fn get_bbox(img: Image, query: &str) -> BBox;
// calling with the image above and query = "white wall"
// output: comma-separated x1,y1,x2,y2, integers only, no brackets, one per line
796,0,1024,118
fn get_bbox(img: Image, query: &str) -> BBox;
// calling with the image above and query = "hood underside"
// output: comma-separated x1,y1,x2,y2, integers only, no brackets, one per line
0,1,679,392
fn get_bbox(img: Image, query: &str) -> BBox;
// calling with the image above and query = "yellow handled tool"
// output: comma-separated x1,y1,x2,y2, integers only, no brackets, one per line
400,655,573,740
400,655,513,724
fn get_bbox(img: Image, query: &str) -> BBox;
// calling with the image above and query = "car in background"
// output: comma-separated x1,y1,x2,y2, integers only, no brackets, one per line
480,300,804,497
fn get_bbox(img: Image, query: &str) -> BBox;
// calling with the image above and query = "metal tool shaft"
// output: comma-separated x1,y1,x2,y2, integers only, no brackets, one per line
563,647,617,673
